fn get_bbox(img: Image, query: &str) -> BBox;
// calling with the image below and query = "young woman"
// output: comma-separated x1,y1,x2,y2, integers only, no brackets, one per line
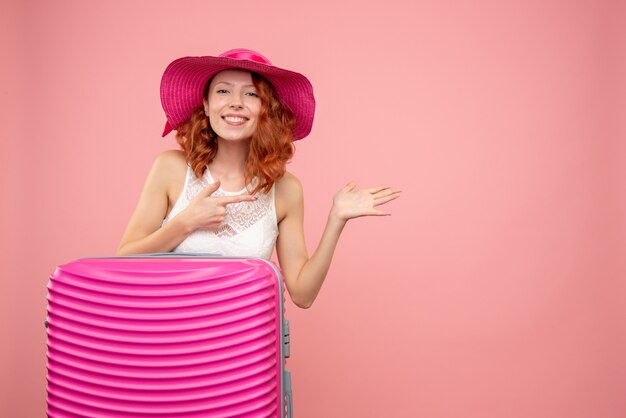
117,49,400,308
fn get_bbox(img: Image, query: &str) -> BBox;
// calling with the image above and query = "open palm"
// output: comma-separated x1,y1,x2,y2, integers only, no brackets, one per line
332,181,401,221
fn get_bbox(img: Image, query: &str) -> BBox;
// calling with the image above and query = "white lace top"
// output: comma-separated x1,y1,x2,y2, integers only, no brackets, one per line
162,165,278,260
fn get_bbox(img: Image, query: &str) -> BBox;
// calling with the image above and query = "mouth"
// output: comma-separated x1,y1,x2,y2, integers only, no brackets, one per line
222,115,249,126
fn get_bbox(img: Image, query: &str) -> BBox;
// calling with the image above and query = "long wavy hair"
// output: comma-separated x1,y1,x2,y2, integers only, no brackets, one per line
175,71,296,195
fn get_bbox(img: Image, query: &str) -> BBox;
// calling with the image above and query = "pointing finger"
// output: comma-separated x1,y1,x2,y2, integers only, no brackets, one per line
218,194,258,205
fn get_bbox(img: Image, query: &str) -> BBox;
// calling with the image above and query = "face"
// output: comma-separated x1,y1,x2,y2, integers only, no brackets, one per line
204,69,262,142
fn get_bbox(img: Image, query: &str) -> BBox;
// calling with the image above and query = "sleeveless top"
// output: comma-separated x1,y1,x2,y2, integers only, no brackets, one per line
162,165,278,260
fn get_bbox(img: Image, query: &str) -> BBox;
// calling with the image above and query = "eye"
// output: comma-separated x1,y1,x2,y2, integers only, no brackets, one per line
246,91,259,97
216,89,229,94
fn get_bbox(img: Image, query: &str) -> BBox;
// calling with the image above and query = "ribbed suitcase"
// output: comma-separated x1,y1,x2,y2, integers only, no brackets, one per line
46,255,292,418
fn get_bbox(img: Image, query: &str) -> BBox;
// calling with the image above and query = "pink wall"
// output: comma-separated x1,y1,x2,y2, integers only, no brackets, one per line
2,0,624,416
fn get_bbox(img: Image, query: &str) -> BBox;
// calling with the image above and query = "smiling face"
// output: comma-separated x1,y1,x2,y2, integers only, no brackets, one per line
204,69,262,143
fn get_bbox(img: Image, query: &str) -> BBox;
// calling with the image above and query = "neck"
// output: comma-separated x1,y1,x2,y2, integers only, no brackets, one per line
209,138,250,180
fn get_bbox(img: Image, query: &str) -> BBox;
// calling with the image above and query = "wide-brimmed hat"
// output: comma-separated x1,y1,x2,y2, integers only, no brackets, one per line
160,48,315,140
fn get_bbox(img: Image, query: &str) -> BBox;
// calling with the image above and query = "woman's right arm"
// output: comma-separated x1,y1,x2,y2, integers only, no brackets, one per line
116,150,192,255
116,150,257,256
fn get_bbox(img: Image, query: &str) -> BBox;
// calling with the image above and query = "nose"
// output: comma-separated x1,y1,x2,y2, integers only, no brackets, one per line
229,93,244,109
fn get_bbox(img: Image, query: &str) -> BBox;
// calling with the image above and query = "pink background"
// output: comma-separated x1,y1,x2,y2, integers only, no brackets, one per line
2,0,625,417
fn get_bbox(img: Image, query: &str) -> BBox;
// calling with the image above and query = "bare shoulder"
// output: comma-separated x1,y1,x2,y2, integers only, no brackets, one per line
153,149,186,170
150,150,186,181
275,171,303,222
143,150,187,202
276,171,303,200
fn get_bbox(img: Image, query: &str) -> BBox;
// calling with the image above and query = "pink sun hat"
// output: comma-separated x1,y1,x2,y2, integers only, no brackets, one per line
160,48,315,140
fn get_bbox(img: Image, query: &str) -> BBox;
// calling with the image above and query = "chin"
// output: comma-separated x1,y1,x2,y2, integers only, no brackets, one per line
217,134,253,143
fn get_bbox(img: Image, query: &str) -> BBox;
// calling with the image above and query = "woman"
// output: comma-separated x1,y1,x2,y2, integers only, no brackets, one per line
117,49,400,308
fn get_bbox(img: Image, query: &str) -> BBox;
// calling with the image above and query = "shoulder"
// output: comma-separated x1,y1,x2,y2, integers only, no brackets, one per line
153,149,187,169
275,171,303,222
150,150,186,178
145,150,187,194
276,171,303,199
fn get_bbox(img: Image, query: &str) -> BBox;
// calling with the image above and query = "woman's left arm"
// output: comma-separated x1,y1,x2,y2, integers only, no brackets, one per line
275,175,400,308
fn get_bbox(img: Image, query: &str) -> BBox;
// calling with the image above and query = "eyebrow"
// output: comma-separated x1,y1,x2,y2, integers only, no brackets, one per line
214,81,256,88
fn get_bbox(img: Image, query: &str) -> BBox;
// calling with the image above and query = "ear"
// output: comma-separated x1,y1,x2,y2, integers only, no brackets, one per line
203,99,209,117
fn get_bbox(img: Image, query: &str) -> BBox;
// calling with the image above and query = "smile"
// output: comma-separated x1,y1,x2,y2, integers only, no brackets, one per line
222,116,248,125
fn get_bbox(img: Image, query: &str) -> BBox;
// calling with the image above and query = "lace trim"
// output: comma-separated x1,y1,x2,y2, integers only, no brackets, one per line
185,174,272,238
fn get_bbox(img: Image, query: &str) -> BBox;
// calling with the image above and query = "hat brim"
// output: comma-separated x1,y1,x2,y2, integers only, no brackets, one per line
160,55,315,140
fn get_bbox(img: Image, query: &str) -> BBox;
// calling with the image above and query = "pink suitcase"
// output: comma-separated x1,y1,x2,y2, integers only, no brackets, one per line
46,255,292,417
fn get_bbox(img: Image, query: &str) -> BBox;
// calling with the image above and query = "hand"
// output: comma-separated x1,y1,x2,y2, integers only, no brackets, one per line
330,181,401,222
181,181,256,232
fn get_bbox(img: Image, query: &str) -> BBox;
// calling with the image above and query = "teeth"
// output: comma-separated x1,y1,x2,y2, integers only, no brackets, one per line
224,116,246,123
